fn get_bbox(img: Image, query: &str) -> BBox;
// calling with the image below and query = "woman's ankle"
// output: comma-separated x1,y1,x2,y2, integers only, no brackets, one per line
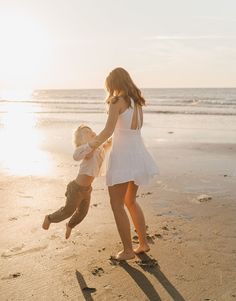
123,247,134,254
139,240,149,248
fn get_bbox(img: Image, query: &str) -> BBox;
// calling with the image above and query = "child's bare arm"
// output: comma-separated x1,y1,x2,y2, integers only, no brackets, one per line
73,143,93,161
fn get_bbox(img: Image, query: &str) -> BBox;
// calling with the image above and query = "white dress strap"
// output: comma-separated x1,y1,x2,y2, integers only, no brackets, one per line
137,104,141,129
130,98,142,130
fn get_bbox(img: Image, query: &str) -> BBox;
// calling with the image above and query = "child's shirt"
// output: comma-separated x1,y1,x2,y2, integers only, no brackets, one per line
73,143,105,177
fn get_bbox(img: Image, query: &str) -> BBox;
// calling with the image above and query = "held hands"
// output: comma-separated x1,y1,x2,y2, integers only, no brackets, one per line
103,137,112,150
88,130,112,150
107,137,112,144
86,137,99,159
88,139,100,150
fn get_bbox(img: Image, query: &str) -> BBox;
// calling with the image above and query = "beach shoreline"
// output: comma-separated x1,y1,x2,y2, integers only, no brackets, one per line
1,113,236,300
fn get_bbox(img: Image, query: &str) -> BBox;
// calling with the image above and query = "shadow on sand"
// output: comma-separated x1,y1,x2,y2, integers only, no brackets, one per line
76,253,186,301
76,270,96,301
119,253,186,301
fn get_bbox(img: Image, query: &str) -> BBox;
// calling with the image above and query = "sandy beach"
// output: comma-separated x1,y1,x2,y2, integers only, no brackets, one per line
0,0,236,297
0,111,236,301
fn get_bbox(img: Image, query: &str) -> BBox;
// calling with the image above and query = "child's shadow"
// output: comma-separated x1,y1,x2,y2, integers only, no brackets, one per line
76,270,96,301
119,253,186,301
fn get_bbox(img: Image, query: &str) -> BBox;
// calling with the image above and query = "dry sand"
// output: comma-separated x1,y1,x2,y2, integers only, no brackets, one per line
1,119,236,301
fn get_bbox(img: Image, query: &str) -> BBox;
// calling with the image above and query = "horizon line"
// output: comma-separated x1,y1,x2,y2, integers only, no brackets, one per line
1,86,236,92
33,86,236,90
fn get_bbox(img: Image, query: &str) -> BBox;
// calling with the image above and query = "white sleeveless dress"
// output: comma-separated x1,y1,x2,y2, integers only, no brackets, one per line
106,99,159,186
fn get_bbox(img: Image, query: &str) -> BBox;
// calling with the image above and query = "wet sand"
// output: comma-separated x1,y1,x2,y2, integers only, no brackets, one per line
0,114,236,300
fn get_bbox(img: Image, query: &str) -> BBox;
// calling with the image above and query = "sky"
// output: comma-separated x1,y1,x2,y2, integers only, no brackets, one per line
0,0,236,89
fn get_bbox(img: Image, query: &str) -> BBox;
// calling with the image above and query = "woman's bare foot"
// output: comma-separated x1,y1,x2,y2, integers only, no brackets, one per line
42,215,51,230
111,250,135,261
134,245,150,254
65,223,72,239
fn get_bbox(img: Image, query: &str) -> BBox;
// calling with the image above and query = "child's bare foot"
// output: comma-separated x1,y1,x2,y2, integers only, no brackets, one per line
134,245,150,254
65,223,72,239
111,250,135,261
42,215,51,230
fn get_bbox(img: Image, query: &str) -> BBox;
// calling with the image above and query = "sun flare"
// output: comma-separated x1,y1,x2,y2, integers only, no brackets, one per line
0,101,53,176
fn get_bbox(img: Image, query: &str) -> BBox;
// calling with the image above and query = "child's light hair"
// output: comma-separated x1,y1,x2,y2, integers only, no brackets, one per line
74,124,92,147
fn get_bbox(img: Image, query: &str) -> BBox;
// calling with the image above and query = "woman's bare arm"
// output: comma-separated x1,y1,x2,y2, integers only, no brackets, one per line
89,101,121,149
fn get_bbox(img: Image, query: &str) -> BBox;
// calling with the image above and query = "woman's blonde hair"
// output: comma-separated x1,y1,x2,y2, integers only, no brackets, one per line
74,124,91,147
105,67,146,106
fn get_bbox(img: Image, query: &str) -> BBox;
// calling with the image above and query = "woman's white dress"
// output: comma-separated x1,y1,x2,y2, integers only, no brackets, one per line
106,99,159,186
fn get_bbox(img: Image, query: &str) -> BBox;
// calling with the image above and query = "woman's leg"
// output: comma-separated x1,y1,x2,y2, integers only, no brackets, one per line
108,182,135,260
124,181,150,253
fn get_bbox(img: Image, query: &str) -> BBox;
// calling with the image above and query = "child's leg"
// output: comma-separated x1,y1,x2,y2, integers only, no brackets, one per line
65,189,91,239
42,181,80,230
69,198,91,228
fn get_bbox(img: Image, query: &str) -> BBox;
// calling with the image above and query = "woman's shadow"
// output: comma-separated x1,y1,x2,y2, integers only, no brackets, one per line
117,253,186,301
76,254,186,301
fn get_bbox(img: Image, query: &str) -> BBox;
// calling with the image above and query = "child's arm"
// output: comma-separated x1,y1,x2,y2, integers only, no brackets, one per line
73,143,94,161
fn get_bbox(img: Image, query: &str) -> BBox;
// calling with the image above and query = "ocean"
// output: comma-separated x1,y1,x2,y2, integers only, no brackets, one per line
0,88,236,176
0,88,236,116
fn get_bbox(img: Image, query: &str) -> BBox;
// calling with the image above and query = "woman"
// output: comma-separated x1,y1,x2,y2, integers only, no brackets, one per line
89,67,158,260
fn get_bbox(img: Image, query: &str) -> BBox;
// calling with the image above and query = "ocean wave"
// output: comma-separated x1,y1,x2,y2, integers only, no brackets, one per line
1,99,236,108
1,108,236,116
0,99,102,105
145,110,236,116
1,88,236,116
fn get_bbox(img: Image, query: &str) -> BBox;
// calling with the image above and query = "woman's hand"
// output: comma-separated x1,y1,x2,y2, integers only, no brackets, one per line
88,140,97,149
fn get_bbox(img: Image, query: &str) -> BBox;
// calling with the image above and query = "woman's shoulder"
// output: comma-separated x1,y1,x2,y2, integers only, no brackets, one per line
110,95,132,106
107,96,128,111
108,96,124,104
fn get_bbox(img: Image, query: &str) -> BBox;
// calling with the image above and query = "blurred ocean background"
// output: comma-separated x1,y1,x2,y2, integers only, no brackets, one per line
1,88,236,117
1,88,236,178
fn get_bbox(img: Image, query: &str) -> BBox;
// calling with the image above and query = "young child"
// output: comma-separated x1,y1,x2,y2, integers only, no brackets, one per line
42,124,111,239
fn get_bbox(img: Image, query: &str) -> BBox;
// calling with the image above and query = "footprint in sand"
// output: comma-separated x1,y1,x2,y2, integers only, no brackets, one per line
137,192,153,198
132,235,139,244
1,245,48,258
8,217,18,221
10,244,25,252
91,267,104,277
1,272,21,280
63,254,78,261
50,234,60,240
17,192,33,199
135,258,159,269
191,194,212,204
